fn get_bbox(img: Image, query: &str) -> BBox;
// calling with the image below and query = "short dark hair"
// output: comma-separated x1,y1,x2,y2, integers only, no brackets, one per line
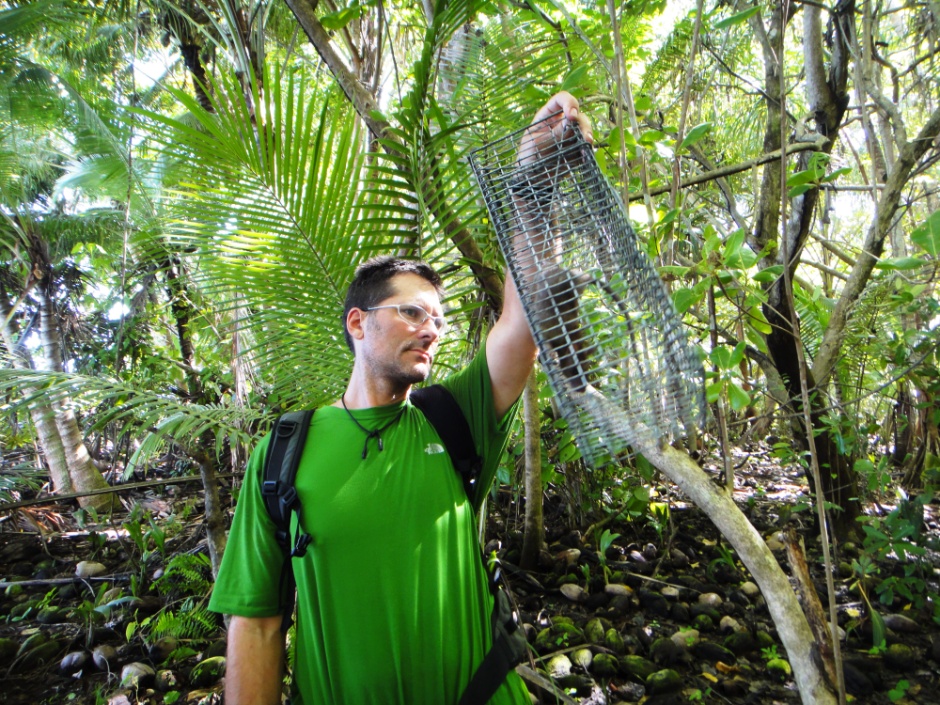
343,256,444,352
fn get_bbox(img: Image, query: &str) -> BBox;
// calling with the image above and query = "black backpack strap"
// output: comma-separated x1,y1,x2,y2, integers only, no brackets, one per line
410,385,482,504
260,409,315,630
410,386,528,704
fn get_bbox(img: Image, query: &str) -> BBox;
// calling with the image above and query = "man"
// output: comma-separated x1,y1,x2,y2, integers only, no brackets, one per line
209,92,592,705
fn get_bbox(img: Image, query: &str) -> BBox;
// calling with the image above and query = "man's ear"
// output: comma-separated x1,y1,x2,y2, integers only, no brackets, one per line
347,308,367,345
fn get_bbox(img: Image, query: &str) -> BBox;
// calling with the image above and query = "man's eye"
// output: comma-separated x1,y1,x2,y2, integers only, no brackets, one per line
399,306,424,322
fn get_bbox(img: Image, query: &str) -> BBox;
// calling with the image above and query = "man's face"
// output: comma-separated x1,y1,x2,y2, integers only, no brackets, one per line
356,273,444,387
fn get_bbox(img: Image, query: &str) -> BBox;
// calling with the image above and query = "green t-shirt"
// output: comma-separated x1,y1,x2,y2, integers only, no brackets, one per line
209,348,530,705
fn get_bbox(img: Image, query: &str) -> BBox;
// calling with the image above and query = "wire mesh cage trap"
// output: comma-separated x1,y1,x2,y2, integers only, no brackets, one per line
469,115,706,467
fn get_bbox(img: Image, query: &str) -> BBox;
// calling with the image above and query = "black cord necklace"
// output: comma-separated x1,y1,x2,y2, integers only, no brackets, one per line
340,395,408,459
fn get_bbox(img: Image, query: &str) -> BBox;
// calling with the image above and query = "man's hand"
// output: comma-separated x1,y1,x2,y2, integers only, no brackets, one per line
487,92,593,419
516,91,594,169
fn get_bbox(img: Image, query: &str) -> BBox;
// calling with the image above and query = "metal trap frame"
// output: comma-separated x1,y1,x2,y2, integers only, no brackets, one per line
469,116,705,467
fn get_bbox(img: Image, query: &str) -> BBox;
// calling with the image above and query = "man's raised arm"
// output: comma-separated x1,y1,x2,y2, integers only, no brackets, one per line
486,91,593,418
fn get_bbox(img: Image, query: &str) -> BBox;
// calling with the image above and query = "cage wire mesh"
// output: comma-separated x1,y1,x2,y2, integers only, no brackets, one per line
469,115,706,467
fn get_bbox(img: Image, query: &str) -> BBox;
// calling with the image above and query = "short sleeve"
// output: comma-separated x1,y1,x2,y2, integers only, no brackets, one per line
208,434,288,617
440,343,521,509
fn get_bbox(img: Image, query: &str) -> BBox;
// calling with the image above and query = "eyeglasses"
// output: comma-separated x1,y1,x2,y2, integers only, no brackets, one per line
366,303,448,333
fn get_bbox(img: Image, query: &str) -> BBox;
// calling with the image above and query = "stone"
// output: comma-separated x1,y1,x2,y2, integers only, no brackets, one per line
37,607,68,625
692,614,714,632
650,637,686,666
0,637,18,661
556,548,581,566
620,655,658,680
107,693,132,705
608,594,632,616
189,656,226,687
882,613,920,634
604,583,632,597
698,592,723,608
9,600,40,619
669,548,689,568
884,643,916,670
719,616,743,633
571,647,593,670
20,640,61,669
121,662,155,688
60,651,88,674
585,618,609,644
638,589,670,617
560,583,585,603
766,658,791,679
155,669,179,692
692,641,736,664
102,587,124,603
670,628,699,650
689,603,720,621
534,623,585,653
843,660,874,697
93,644,118,671
669,603,690,622
149,636,179,663
591,653,619,677
739,581,759,598
723,631,758,655
605,628,624,654
75,561,108,578
17,631,48,657
547,653,572,678
661,586,680,600
646,668,682,695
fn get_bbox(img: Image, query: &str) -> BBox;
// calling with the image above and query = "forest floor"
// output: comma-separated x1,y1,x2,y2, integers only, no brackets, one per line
1,442,939,705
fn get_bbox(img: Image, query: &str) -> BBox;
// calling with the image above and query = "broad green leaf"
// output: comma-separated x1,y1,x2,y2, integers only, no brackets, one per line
729,342,747,367
706,380,723,403
786,169,818,187
714,6,760,29
748,306,772,335
679,122,712,151
752,265,784,283
911,210,940,257
876,257,924,271
639,129,666,145
560,65,590,93
710,347,733,369
870,608,886,650
321,5,363,31
788,183,813,198
673,287,701,313
728,382,751,412
821,167,852,183
634,95,653,113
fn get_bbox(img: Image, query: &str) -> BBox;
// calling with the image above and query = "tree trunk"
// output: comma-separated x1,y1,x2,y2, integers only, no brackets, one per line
520,370,543,570
32,242,113,512
753,0,857,538
639,440,837,705
0,291,72,495
164,259,228,574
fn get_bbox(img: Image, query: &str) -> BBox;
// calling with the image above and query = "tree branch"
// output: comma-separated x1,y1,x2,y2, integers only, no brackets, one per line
812,104,940,386
626,138,826,201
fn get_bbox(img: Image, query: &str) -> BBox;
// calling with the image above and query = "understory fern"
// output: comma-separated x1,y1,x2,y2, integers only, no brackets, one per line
155,552,213,598
150,597,219,641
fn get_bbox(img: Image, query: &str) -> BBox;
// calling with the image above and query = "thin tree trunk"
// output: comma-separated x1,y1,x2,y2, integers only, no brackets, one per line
0,292,72,495
520,369,543,570
32,248,113,511
164,259,228,575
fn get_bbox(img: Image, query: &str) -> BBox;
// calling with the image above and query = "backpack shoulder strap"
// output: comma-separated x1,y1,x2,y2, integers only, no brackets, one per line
261,409,316,556
410,385,482,502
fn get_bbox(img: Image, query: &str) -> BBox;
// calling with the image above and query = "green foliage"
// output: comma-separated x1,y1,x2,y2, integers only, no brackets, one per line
155,553,214,598
149,599,218,641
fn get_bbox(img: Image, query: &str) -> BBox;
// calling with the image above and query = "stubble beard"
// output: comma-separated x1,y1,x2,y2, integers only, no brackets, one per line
366,348,432,393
